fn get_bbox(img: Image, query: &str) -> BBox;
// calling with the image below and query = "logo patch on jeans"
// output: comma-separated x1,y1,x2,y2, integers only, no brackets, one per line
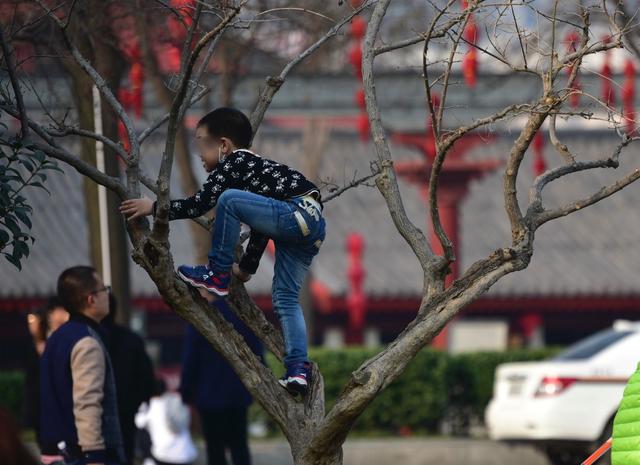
299,199,320,221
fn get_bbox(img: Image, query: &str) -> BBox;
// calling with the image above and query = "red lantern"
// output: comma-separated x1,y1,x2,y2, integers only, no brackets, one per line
351,17,366,40
354,89,366,109
565,32,581,108
161,46,182,74
357,113,370,142
532,131,546,176
349,43,363,79
460,1,479,89
623,59,636,135
129,61,144,118
462,48,477,88
601,61,614,108
601,36,615,108
167,16,186,43
463,20,477,45
118,88,132,111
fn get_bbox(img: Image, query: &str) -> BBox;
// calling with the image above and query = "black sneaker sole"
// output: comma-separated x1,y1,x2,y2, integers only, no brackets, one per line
279,378,308,397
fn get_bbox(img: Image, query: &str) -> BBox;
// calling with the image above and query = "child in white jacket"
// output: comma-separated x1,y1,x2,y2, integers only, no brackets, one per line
135,379,198,465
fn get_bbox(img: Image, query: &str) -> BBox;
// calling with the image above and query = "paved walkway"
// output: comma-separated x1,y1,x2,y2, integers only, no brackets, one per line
207,438,552,465
25,438,553,465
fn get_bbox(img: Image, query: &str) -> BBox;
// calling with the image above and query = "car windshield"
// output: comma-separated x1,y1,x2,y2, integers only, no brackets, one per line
552,329,633,361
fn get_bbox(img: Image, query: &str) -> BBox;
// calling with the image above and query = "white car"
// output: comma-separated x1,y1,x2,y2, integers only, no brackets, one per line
485,321,640,465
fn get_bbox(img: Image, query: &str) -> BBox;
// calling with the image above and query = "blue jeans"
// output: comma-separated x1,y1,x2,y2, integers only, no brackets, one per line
209,189,326,367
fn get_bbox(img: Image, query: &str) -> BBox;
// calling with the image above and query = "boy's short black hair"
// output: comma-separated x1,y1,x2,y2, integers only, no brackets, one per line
197,107,253,149
57,266,98,315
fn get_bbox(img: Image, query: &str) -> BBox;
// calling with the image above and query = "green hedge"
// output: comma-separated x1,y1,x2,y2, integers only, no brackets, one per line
0,348,560,435
0,371,24,422
256,347,560,435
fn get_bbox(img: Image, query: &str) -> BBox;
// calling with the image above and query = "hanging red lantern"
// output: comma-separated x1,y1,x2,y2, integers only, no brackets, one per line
532,131,546,176
118,88,132,111
351,17,366,40
565,32,581,108
354,88,366,110
461,1,479,89
462,48,478,88
463,19,477,45
167,0,195,43
357,113,370,142
623,59,636,135
167,16,186,43
163,46,182,74
349,43,363,79
601,61,614,108
601,36,615,107
129,61,144,118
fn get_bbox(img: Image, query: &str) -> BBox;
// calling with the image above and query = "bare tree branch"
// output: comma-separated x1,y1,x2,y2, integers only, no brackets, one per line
422,0,458,139
153,4,243,242
548,114,576,164
249,0,373,133
534,166,640,228
48,125,130,163
426,3,474,274
0,101,126,197
503,98,555,242
322,169,380,203
0,24,28,139
374,0,485,56
34,0,141,164
362,0,440,280
527,134,637,224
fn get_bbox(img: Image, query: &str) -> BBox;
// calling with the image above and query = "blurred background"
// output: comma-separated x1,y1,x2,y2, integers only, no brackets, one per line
2,1,640,464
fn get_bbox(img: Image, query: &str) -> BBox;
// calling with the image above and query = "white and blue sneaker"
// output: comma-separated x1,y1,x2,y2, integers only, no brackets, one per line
279,362,312,396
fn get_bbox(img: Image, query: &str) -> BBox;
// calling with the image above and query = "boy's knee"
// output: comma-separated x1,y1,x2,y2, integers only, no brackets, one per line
217,189,235,206
272,288,298,310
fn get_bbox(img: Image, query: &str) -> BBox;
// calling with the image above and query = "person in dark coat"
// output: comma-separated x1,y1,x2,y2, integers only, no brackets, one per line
23,297,69,445
40,266,125,464
103,294,155,465
180,296,264,465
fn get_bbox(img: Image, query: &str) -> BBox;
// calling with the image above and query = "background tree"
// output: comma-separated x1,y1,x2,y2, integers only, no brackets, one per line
2,1,640,464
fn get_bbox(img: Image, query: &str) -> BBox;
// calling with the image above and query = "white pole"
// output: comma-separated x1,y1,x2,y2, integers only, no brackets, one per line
92,85,112,286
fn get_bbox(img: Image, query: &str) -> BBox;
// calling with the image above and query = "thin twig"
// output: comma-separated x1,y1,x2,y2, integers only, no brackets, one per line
548,114,576,164
322,169,380,203
0,24,28,139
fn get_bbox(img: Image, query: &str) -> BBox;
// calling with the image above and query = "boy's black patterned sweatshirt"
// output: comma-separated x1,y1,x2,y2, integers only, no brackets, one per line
155,149,321,274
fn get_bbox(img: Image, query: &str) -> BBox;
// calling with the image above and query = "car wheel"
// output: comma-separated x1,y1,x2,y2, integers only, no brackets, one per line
545,447,583,465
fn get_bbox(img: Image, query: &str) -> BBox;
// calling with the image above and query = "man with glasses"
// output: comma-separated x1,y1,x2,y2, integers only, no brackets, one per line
40,266,125,465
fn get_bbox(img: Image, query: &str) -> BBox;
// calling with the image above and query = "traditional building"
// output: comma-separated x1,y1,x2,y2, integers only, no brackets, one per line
2,71,640,369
